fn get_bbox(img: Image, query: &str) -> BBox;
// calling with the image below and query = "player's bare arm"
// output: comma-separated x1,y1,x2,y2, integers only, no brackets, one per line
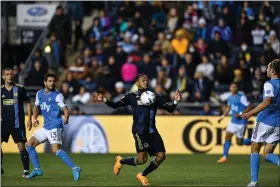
26,101,33,131
242,97,273,119
218,105,230,123
92,92,128,109
174,90,182,102
62,106,69,125
92,92,104,102
32,105,40,127
235,104,254,119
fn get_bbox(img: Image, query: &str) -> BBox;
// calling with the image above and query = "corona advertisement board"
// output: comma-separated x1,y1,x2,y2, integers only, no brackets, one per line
2,116,279,154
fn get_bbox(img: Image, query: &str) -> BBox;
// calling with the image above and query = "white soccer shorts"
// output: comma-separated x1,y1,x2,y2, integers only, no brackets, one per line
251,122,280,144
32,128,63,145
226,122,246,139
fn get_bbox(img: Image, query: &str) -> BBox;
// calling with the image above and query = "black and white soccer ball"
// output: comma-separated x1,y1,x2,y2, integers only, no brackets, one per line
140,91,156,106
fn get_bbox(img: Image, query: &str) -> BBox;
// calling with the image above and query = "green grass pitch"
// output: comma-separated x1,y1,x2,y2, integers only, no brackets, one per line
2,154,279,186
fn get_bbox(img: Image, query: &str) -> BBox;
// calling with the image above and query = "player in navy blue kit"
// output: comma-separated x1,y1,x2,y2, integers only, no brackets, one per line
217,82,253,163
25,73,81,180
92,74,182,186
242,59,280,187
1,68,32,177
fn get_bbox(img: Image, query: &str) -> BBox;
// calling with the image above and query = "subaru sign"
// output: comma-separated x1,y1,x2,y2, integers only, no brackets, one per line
17,4,58,27
27,7,48,17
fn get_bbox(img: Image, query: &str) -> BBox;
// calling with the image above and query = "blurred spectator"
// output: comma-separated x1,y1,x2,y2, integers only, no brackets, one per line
233,69,247,93
242,1,255,21
70,1,84,51
121,57,138,90
195,55,214,80
208,32,229,60
112,81,126,102
167,8,179,33
60,82,72,101
12,65,20,83
210,18,232,41
150,68,172,92
251,24,265,48
170,66,190,102
69,56,89,79
157,58,171,77
234,18,251,45
26,61,45,87
182,5,198,30
195,38,207,55
107,56,122,81
31,48,49,73
72,86,91,104
264,42,278,62
99,9,112,31
139,35,151,53
49,6,72,67
156,32,171,54
257,11,269,29
119,33,136,54
193,72,212,102
64,72,81,95
239,42,252,64
220,5,234,29
264,24,272,42
252,68,266,101
237,58,252,88
138,54,157,79
198,1,215,23
86,17,103,41
183,52,197,79
171,29,189,56
261,1,275,21
71,106,85,115
79,76,97,93
269,30,280,56
95,45,107,65
48,33,61,66
194,18,208,42
215,55,234,86
200,103,216,115
155,85,169,101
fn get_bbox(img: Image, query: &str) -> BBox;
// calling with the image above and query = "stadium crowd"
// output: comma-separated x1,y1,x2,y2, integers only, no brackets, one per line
19,1,280,107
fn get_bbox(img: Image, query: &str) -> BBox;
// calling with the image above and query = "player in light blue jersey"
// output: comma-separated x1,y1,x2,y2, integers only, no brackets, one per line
25,73,81,180
217,82,253,163
242,59,280,187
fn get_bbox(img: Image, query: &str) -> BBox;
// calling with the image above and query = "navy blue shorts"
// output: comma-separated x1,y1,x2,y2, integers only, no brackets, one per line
133,133,166,156
1,122,27,143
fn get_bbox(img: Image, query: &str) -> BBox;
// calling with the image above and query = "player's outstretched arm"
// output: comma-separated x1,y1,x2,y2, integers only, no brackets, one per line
157,90,182,113
242,98,272,119
92,92,129,109
218,106,230,123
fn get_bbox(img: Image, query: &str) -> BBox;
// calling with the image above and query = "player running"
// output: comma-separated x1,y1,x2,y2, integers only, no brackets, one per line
217,82,253,163
92,74,182,186
242,59,280,187
1,68,32,177
25,73,81,180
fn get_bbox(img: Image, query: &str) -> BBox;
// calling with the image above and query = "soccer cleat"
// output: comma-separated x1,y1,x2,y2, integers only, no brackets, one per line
247,181,258,187
72,167,81,181
114,156,123,175
27,169,43,179
217,157,228,163
22,171,30,178
136,173,150,186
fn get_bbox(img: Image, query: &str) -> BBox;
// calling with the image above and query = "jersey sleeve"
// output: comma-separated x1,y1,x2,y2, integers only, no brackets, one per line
55,93,67,108
34,91,40,106
263,82,274,98
156,94,177,113
21,87,30,102
105,93,130,109
240,95,250,107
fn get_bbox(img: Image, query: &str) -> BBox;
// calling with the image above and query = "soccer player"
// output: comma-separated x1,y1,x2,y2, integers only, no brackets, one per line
92,74,182,186
1,68,32,177
242,59,280,187
216,82,253,163
25,73,81,180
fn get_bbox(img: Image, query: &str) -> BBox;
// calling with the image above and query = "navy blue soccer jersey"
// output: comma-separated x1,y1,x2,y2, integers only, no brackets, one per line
35,89,66,130
256,79,280,127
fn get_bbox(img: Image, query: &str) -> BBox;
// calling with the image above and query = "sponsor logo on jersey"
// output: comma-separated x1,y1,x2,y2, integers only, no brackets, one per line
3,99,17,105
40,102,51,112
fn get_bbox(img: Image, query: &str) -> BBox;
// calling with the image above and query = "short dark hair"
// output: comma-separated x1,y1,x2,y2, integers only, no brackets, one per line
135,74,147,82
44,73,57,81
230,82,238,87
2,68,12,75
271,59,280,76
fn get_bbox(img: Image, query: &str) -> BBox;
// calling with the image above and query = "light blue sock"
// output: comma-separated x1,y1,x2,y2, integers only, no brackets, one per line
242,138,251,145
223,140,231,158
266,153,280,165
26,146,40,169
250,153,260,182
56,149,76,169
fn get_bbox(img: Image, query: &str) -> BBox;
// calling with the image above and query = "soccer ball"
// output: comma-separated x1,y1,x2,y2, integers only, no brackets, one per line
140,91,156,106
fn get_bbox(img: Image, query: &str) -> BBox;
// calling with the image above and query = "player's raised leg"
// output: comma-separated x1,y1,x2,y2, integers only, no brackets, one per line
217,131,233,163
16,142,30,178
263,143,280,165
26,136,43,179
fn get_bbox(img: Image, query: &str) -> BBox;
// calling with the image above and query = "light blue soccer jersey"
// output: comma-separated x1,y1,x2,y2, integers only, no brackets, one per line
35,89,66,130
256,78,280,127
227,93,250,125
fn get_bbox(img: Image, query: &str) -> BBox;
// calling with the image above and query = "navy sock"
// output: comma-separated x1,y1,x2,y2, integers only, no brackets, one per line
223,140,231,158
142,158,163,176
242,138,251,145
120,157,137,166
20,149,29,171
